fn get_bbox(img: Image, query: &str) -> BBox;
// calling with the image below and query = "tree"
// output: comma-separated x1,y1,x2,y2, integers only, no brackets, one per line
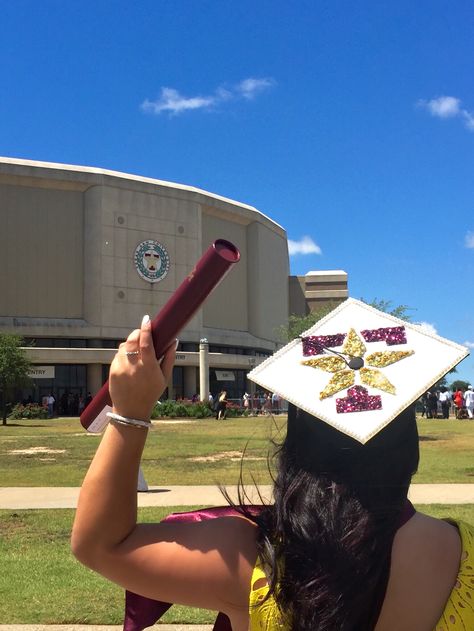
450,379,470,392
362,298,413,321
277,302,339,342
0,334,32,425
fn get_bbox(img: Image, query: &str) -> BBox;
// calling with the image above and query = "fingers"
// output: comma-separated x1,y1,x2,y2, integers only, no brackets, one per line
139,315,155,363
120,316,175,381
124,328,140,350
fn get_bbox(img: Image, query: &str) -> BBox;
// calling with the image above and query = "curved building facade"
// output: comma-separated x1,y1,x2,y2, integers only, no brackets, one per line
0,157,289,407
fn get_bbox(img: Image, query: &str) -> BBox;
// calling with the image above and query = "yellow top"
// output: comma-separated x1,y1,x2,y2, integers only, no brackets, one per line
434,520,474,631
249,520,474,631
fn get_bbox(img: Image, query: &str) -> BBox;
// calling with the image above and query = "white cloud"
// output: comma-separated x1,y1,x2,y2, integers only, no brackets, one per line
462,111,474,131
418,95,474,132
235,78,276,100
142,88,215,115
420,96,461,118
464,341,474,349
414,321,438,336
288,236,322,256
141,77,276,116
465,232,474,249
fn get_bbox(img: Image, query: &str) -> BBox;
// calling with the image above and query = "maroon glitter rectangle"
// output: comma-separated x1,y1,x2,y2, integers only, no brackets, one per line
302,333,346,356
336,386,382,413
360,326,406,346
384,327,407,345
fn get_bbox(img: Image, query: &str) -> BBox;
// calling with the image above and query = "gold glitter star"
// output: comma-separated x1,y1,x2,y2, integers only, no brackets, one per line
320,370,355,399
365,350,414,368
302,328,414,399
302,356,346,372
360,368,396,394
342,328,366,358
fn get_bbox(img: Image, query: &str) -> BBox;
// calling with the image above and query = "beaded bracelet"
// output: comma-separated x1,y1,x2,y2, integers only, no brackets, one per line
106,412,151,429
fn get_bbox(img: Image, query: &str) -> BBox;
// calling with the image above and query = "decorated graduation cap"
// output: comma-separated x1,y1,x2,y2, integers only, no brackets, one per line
248,298,469,444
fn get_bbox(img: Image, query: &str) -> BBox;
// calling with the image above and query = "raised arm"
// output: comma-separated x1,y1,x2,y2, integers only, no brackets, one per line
71,316,256,622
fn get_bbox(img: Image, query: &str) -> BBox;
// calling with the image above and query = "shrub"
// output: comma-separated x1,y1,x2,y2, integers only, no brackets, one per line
9,403,49,420
174,403,191,418
151,400,214,419
152,400,179,418
192,402,213,419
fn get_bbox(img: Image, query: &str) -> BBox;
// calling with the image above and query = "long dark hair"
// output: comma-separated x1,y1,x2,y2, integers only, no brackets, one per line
241,404,419,630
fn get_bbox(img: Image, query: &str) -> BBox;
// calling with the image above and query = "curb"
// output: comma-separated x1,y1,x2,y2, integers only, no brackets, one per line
1,484,474,509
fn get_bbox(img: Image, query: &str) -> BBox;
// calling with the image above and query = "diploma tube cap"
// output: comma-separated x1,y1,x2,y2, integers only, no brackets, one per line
214,239,240,262
248,298,469,444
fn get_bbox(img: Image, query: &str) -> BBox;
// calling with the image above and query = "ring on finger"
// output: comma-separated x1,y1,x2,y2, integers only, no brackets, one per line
125,350,140,356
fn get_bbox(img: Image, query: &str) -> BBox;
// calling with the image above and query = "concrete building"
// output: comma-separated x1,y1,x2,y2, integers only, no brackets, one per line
289,270,348,316
0,157,289,407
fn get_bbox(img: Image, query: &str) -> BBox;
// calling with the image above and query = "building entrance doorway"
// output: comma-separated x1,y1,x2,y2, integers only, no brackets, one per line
57,387,83,416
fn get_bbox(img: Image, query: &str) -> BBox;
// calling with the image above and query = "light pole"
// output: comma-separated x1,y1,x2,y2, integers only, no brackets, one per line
199,338,209,402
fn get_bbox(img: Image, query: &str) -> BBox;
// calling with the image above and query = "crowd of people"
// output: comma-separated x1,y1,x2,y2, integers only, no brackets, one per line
420,384,474,419
205,390,285,419
39,391,93,418
241,391,283,415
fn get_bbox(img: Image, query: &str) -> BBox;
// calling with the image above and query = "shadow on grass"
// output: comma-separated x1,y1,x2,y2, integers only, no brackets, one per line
138,489,172,494
1,423,49,428
419,435,442,442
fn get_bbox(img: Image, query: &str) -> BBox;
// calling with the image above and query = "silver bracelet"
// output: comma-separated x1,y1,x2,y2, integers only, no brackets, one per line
106,412,151,429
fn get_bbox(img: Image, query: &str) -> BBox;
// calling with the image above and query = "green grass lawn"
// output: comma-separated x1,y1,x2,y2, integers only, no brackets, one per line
1,504,474,624
415,418,474,482
0,416,285,487
0,506,214,625
1,416,474,486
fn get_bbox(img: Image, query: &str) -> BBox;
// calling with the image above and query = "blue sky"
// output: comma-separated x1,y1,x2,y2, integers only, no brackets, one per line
1,1,473,383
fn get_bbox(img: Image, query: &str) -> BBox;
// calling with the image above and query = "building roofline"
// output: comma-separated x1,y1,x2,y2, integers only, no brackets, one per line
0,155,285,234
305,270,347,276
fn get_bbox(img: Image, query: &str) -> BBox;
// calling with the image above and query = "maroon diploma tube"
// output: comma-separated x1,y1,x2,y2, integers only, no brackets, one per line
80,239,240,432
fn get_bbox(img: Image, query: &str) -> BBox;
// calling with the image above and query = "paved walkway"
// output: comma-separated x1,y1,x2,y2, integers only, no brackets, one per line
0,485,266,509
1,483,474,509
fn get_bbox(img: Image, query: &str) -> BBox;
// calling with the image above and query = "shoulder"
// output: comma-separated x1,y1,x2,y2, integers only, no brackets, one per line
393,512,461,567
378,512,463,629
206,516,259,616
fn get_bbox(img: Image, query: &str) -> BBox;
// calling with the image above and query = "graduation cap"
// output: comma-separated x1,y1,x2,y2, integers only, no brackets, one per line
248,298,468,443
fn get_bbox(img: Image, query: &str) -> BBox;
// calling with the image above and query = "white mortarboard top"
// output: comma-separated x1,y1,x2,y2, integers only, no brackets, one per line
248,298,469,444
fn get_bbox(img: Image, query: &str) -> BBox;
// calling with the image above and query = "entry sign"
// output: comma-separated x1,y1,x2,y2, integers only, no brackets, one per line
28,366,55,379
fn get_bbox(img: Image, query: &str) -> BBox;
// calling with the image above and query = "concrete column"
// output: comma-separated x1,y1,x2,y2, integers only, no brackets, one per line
87,363,103,396
247,357,257,395
199,339,209,402
248,375,256,395
183,366,197,399
167,382,175,401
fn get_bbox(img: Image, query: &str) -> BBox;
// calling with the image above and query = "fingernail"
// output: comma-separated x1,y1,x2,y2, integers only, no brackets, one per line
142,314,150,326
175,338,179,349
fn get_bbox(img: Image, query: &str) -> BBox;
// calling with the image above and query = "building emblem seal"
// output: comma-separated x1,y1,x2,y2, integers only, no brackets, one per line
134,240,170,283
